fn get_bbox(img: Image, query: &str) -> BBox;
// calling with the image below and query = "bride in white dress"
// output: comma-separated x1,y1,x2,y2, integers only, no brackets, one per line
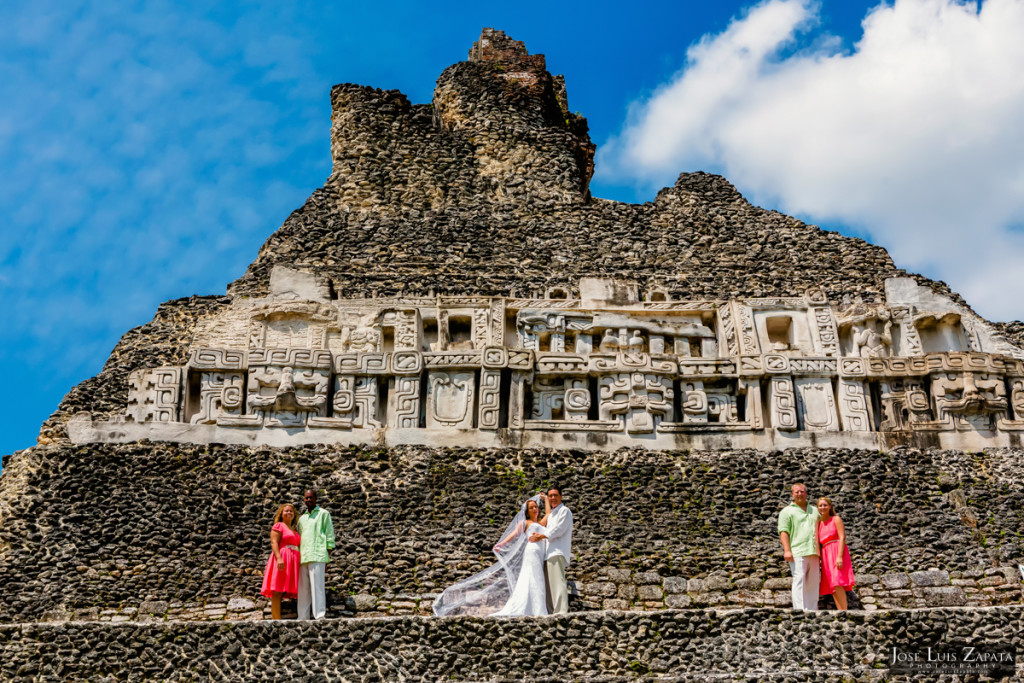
490,498,548,617
432,494,550,617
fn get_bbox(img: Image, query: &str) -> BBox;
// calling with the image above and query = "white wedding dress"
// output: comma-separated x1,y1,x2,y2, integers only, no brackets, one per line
491,521,548,617
431,496,547,618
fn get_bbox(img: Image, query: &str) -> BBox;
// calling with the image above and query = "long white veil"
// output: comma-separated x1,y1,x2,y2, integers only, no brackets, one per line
432,495,541,617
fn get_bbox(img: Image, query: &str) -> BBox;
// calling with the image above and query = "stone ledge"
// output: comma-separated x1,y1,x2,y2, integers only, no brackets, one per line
1,607,1020,681
67,417,1024,453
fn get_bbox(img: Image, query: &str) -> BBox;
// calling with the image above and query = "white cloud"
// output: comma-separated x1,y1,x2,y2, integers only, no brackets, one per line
600,0,1024,321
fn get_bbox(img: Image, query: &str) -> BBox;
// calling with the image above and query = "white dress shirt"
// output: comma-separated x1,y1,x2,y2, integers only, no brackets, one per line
544,503,573,566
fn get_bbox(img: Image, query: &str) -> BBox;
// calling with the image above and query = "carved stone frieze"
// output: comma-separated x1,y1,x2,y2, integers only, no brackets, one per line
105,283,1023,447
127,368,182,423
427,370,476,428
794,378,839,432
837,379,872,432
599,372,673,434
768,376,798,431
190,371,244,425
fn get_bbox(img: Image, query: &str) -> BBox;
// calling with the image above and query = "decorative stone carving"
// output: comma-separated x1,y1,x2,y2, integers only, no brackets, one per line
317,375,381,429
488,298,506,348
564,379,591,422
739,378,764,430
189,348,245,370
736,303,760,356
719,304,739,356
519,312,567,352
507,373,528,430
794,378,839,432
932,372,1007,430
890,306,923,356
768,376,798,430
382,309,421,351
246,349,331,428
471,308,490,350
388,376,421,429
108,280,1024,449
808,297,840,357
477,368,502,430
343,328,380,353
707,391,738,424
837,379,872,431
427,370,476,428
191,372,245,425
838,305,893,358
531,378,567,420
126,368,181,423
680,381,708,424
599,373,673,434
1011,378,1024,421
249,301,336,350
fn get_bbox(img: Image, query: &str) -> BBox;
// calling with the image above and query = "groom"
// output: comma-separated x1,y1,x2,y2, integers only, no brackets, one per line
529,485,573,614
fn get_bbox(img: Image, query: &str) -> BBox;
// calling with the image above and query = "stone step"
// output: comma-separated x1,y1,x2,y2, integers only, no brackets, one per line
0,606,1019,681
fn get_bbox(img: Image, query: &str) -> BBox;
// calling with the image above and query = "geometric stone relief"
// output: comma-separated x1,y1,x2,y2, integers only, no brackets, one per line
680,381,708,424
477,368,502,430
794,378,839,432
126,367,182,423
768,376,798,431
190,371,245,425
243,348,331,428
598,372,673,434
104,279,1024,447
427,370,476,428
388,376,422,429
836,378,873,432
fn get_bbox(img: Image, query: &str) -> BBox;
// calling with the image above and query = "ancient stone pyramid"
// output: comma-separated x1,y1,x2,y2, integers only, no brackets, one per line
1,28,1021,681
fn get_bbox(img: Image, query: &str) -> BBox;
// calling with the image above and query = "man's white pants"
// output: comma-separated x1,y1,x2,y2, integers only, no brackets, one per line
788,555,820,611
297,562,326,620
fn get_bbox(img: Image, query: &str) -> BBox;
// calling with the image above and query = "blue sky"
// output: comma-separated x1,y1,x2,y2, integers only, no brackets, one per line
3,0,1023,459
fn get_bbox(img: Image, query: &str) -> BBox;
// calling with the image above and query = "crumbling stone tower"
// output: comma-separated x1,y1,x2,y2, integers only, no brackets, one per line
1,28,1021,681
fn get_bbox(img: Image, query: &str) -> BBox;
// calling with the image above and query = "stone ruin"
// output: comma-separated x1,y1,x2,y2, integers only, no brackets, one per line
80,270,1024,453
1,28,1022,681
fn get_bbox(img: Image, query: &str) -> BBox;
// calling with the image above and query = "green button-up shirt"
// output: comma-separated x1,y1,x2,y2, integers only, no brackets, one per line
297,507,335,564
778,502,820,557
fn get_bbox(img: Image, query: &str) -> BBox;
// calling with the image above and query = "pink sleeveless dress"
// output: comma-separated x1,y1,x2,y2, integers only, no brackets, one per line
261,523,301,598
818,516,855,595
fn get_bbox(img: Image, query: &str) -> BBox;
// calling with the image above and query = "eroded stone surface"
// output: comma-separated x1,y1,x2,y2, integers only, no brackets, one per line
1,442,1021,623
0,608,1020,681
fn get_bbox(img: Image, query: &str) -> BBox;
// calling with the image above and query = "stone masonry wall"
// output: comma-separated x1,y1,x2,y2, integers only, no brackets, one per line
0,608,1020,681
226,29,959,309
1,443,1020,624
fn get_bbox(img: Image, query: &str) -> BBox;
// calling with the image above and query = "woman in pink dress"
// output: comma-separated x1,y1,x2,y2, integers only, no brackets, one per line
817,497,856,610
261,503,301,619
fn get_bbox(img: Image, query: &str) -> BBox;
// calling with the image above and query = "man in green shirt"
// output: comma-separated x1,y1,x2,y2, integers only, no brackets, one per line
777,482,820,610
297,489,335,620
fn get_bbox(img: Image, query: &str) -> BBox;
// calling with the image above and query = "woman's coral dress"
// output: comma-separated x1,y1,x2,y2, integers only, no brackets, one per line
261,523,301,598
818,516,856,595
